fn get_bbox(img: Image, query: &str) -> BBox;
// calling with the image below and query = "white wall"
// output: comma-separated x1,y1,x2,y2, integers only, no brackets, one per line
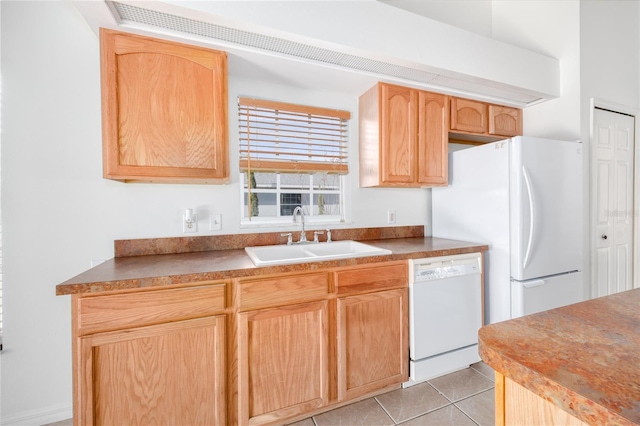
379,0,494,37
0,1,427,422
492,1,581,141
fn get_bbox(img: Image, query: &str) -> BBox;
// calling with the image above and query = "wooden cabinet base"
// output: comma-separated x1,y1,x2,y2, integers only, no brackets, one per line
71,262,412,426
496,373,587,426
77,316,226,426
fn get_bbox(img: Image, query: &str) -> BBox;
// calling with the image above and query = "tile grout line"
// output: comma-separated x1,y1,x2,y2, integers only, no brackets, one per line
375,394,453,425
372,396,404,425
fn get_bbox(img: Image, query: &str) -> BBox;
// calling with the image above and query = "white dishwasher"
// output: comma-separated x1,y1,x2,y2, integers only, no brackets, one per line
404,252,483,387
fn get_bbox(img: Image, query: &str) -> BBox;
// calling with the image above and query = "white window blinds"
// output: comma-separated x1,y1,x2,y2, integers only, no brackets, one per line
238,97,350,174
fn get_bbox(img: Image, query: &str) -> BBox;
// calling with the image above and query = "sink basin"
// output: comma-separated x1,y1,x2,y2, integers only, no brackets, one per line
245,240,392,267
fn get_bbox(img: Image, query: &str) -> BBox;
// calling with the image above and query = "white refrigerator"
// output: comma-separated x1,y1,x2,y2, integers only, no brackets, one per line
432,136,584,324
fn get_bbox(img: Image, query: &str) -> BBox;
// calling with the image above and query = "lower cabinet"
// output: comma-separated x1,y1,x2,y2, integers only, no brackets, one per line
238,301,329,425
73,282,228,426
78,315,226,425
71,263,409,425
337,288,409,401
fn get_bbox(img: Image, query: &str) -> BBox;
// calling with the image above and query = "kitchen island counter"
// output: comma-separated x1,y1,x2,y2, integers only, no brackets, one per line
479,288,640,425
56,226,488,295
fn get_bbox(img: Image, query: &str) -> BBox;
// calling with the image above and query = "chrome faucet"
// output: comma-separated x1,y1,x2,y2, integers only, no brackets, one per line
292,206,307,243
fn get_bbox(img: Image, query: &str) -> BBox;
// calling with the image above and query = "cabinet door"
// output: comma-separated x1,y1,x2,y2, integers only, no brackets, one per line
238,301,329,425
417,91,448,185
380,84,417,184
337,288,408,401
78,316,226,426
450,98,487,134
101,29,228,183
489,104,523,136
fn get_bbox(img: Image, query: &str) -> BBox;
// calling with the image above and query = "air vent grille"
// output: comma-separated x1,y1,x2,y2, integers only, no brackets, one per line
111,1,542,105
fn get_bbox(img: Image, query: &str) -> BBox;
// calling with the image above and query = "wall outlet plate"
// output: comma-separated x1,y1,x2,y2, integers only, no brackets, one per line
210,214,222,231
387,210,396,224
183,213,198,233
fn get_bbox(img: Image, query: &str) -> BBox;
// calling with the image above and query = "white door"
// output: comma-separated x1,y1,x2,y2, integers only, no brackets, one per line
592,108,635,297
510,137,583,281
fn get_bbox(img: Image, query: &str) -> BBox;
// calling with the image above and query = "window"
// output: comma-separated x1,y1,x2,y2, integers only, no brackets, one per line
238,97,350,225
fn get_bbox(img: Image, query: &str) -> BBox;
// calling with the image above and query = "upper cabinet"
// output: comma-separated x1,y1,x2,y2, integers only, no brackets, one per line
359,82,448,188
488,104,523,137
449,97,523,140
100,29,229,183
449,98,487,134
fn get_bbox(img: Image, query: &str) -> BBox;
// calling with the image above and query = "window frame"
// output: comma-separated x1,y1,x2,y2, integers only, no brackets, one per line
238,97,350,228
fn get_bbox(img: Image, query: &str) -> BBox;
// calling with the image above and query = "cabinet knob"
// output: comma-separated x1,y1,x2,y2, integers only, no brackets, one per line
602,234,608,240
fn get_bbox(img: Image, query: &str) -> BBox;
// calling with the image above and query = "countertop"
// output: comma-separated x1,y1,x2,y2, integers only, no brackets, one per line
56,233,488,295
478,288,640,425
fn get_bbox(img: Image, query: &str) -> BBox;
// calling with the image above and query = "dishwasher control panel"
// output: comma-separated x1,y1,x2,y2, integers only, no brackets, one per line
414,263,479,281
410,252,482,283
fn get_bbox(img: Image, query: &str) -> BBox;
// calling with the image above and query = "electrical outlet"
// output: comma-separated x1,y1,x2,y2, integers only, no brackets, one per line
387,209,396,224
210,214,222,231
183,212,198,233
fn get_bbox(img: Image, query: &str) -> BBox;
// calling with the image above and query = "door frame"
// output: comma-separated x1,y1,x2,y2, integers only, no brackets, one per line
589,98,639,296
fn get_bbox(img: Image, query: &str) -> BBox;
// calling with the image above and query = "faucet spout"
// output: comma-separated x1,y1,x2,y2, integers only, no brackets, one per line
292,206,307,243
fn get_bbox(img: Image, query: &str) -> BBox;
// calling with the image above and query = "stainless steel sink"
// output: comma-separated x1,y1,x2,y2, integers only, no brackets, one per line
245,240,392,267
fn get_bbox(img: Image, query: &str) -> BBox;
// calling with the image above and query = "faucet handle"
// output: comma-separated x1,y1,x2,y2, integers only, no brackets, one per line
313,230,324,243
325,229,332,243
280,233,293,245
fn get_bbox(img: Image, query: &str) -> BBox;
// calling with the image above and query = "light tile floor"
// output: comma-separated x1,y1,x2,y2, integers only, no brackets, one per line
291,362,495,426
44,362,494,426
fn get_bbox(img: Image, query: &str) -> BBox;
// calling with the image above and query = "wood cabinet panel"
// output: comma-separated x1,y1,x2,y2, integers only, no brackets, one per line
238,301,329,424
489,104,523,136
334,261,407,296
79,316,226,426
501,375,587,426
450,98,487,134
237,272,329,311
101,29,228,183
337,288,408,401
77,282,226,335
417,91,448,185
381,83,417,184
359,82,448,187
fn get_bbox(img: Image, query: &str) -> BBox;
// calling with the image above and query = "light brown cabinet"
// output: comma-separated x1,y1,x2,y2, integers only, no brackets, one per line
73,282,228,426
450,97,523,139
100,29,228,183
450,98,487,134
334,262,409,401
489,104,523,137
238,301,330,425
72,262,409,426
337,289,408,401
236,272,331,425
359,82,448,187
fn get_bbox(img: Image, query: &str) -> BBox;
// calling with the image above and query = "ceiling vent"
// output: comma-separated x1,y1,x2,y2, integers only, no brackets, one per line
108,1,548,106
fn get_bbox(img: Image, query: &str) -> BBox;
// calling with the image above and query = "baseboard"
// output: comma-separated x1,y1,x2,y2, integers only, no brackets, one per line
1,403,72,426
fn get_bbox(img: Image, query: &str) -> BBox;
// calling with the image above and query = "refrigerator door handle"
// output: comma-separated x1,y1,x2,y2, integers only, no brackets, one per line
522,165,536,270
522,279,545,288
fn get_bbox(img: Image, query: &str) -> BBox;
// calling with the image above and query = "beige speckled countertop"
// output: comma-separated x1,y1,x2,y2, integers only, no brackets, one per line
479,289,640,425
56,226,488,295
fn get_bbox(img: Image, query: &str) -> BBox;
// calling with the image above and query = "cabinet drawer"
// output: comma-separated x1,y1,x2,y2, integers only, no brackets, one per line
237,272,330,311
334,262,408,295
77,282,227,335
